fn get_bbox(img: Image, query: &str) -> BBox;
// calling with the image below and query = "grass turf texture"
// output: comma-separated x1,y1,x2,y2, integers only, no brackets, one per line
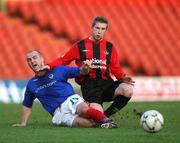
0,101,179,143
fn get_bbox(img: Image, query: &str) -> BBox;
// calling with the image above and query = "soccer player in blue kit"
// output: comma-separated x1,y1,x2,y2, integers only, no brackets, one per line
12,50,117,128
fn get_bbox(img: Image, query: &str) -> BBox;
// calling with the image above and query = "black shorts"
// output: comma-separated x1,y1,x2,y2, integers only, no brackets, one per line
81,78,122,105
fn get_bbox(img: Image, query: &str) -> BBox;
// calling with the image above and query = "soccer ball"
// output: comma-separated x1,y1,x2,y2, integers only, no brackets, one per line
140,110,164,133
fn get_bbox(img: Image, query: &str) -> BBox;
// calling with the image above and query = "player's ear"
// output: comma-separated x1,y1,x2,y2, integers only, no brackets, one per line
40,56,45,64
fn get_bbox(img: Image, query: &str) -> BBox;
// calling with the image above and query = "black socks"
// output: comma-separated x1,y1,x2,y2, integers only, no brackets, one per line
104,95,131,117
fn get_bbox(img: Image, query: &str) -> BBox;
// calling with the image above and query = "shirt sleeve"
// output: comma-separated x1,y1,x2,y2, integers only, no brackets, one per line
22,85,36,108
109,46,124,80
60,66,80,80
48,43,78,69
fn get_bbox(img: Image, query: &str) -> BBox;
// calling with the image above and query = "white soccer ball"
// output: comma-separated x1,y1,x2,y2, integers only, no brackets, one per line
140,110,164,133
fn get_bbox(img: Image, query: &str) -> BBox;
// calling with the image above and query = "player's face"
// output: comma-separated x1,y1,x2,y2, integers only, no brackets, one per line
91,22,108,41
26,51,44,73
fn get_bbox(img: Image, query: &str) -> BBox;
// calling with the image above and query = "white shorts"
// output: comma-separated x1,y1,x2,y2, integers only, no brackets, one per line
52,94,84,127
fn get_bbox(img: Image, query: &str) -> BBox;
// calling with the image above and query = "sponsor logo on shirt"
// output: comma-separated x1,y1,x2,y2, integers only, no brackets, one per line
82,58,107,69
35,81,57,93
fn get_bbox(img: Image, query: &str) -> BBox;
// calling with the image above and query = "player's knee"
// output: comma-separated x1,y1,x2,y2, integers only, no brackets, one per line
76,102,89,116
116,83,133,98
90,103,103,112
124,85,133,98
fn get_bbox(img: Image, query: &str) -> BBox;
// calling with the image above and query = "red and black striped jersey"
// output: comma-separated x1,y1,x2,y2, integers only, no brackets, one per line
49,38,124,80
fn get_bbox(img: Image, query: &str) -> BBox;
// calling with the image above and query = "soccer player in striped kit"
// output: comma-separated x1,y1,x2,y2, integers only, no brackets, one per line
12,51,117,128
48,16,134,117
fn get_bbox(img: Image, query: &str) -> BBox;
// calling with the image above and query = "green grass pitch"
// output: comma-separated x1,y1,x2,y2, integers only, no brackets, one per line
0,101,180,143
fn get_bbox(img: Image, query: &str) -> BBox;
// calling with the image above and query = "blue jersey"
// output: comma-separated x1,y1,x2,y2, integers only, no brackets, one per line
23,66,80,115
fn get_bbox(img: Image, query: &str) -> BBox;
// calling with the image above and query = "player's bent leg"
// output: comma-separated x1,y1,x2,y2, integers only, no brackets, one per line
76,102,90,117
114,83,133,98
90,103,104,112
76,102,111,123
104,83,133,117
76,102,104,116
72,116,95,128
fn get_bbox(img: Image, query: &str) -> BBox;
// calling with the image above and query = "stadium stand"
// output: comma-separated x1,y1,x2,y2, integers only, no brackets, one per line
0,0,179,79
0,12,71,79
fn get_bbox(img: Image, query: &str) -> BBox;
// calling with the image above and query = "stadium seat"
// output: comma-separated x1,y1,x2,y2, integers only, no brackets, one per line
1,0,179,79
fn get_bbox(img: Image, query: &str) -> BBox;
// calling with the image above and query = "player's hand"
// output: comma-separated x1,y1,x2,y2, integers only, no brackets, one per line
38,65,50,72
121,75,135,86
36,65,50,76
12,123,26,127
80,64,89,75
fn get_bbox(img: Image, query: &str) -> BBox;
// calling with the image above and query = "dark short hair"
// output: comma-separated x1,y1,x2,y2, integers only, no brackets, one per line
91,16,108,29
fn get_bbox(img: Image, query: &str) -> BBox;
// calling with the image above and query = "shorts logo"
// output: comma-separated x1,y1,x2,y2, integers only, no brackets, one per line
70,97,79,105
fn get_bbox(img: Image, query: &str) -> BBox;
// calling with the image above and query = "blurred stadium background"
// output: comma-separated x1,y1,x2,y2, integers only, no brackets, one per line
0,0,179,103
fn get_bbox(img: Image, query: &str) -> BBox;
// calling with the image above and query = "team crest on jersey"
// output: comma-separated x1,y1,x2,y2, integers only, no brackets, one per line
48,74,54,79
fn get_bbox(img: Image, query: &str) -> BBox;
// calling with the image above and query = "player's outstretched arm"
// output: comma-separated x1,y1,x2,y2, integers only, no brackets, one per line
12,106,32,127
